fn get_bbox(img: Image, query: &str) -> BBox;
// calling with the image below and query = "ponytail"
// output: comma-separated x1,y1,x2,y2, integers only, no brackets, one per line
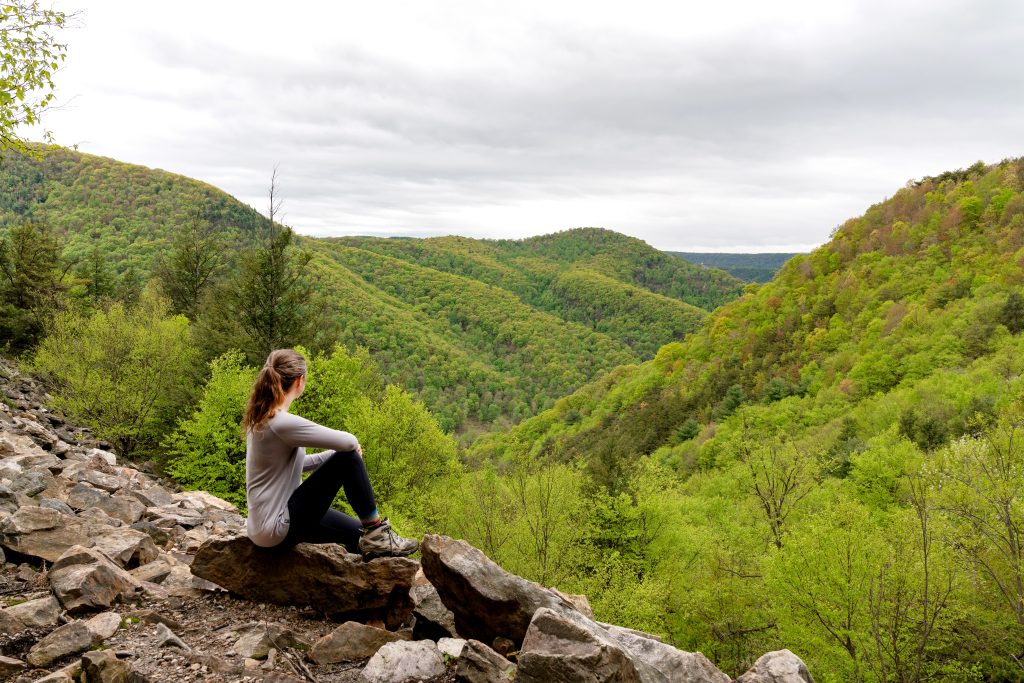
242,349,307,436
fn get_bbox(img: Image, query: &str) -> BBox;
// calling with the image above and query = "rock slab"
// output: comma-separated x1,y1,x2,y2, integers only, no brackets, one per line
191,534,418,628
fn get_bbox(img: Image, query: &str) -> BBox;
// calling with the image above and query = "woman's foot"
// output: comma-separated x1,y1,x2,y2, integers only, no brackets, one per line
358,518,419,558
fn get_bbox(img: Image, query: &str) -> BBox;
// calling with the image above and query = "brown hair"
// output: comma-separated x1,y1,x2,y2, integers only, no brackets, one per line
242,349,307,436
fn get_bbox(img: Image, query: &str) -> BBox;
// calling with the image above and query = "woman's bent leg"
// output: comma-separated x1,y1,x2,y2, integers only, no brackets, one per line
284,449,378,546
292,509,363,553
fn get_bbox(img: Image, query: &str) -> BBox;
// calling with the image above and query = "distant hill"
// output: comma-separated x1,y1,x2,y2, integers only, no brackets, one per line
466,156,1024,676
670,252,799,282
0,149,745,434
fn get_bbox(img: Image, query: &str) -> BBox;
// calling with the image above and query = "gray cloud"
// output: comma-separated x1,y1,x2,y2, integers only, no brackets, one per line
42,0,1024,250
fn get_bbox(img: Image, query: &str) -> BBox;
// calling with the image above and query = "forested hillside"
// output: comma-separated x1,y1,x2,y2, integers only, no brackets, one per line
0,146,265,273
672,252,798,282
0,148,736,433
454,158,1024,679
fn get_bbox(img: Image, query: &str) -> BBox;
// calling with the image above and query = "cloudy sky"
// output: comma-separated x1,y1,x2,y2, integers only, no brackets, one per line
28,0,1024,251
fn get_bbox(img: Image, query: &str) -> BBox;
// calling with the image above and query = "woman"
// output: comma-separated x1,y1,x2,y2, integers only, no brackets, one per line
242,348,418,558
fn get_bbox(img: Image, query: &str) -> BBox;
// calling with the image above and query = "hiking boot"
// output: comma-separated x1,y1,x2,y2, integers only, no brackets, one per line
358,518,419,559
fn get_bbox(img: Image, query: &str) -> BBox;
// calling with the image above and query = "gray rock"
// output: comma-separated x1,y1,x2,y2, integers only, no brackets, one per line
39,497,75,515
438,637,466,658
0,484,19,513
735,650,815,683
74,469,124,493
420,534,583,647
81,648,150,683
0,655,26,678
603,623,731,683
360,640,446,683
172,490,237,512
0,508,94,562
10,468,51,496
89,527,159,568
8,450,62,471
48,544,141,613
517,607,643,683
455,640,516,683
94,494,146,524
143,504,204,528
85,611,123,642
0,504,59,533
129,485,174,508
129,520,171,546
26,620,93,667
130,557,173,584
153,621,191,651
85,448,118,466
411,570,457,640
310,621,407,664
66,482,109,510
517,607,733,683
231,622,309,659
0,595,61,632
191,534,418,628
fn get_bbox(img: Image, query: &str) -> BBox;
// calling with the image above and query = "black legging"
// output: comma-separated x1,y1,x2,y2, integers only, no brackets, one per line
279,449,376,554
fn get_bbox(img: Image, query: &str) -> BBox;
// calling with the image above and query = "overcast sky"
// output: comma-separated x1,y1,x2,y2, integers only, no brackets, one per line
27,0,1024,251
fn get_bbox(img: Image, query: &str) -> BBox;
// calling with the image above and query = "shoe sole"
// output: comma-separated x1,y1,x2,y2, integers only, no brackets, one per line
361,543,420,560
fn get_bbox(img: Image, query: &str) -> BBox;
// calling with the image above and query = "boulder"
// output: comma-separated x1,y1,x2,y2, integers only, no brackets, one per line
93,494,146,524
603,622,731,683
48,545,141,613
88,527,159,567
438,637,466,658
518,607,732,683
360,640,446,683
411,569,457,640
455,640,516,683
130,557,173,584
231,622,310,659
0,655,26,678
66,483,109,510
0,595,61,633
735,650,815,683
420,534,582,647
172,490,238,512
85,611,123,643
129,485,174,508
85,448,118,466
153,621,190,651
0,484,20,513
39,497,75,515
143,504,204,528
310,621,407,664
73,469,124,493
0,508,94,562
10,467,53,496
26,620,94,667
191,534,418,628
517,607,643,683
81,649,150,683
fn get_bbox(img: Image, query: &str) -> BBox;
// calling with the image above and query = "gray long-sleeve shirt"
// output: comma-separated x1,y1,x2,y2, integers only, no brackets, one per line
245,410,360,547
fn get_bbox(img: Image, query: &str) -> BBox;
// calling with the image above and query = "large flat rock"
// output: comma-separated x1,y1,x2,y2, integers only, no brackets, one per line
190,533,418,629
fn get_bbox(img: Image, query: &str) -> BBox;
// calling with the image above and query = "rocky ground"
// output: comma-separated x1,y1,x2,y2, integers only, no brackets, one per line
0,356,812,683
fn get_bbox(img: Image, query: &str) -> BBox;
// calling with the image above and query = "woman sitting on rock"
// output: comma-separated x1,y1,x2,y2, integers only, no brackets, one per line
242,348,418,558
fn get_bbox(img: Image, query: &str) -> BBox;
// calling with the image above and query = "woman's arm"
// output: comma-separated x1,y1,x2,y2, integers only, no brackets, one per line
269,412,361,453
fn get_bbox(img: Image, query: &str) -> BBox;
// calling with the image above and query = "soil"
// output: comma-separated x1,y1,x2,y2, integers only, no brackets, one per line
0,563,456,683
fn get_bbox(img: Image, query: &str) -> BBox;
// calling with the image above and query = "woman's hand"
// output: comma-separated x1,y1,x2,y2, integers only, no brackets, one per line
356,443,363,459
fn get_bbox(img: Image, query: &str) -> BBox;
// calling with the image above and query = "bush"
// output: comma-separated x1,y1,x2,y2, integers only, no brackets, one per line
33,287,197,458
